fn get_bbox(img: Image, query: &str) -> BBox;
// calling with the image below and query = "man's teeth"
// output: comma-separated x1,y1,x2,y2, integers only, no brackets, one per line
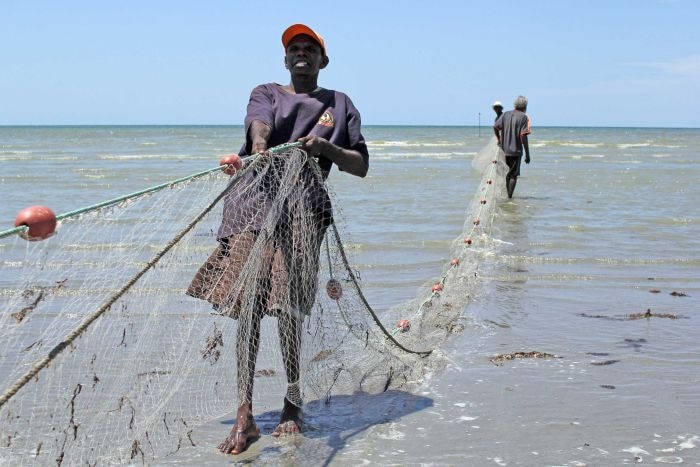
295,62,308,67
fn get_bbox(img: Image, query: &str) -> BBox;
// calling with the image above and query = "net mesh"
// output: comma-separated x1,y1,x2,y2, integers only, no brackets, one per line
0,141,506,465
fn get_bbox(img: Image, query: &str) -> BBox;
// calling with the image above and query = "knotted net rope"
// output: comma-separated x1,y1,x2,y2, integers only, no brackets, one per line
2,143,476,465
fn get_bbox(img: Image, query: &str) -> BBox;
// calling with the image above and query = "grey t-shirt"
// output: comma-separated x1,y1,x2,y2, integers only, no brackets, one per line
218,83,369,238
494,110,532,157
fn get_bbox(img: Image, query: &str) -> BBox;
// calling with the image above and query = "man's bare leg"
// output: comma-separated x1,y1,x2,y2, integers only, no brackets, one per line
272,397,303,437
218,403,260,455
507,176,517,198
220,309,263,454
273,311,303,436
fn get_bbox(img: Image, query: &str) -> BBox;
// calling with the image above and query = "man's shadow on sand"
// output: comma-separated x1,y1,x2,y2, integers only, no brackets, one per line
220,389,433,466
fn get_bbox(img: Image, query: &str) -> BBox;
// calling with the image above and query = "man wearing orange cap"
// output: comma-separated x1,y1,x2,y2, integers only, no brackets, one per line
210,23,369,455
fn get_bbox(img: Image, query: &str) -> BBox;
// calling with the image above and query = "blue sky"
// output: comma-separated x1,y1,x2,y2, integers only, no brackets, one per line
2,0,699,127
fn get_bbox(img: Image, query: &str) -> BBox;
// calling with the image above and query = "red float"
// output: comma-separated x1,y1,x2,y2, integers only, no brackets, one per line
219,154,243,175
432,283,443,293
396,319,410,332
326,278,343,300
14,205,57,241
450,258,460,266
464,238,472,245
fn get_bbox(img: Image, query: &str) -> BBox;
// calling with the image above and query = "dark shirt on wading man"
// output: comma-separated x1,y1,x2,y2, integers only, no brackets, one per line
494,109,532,157
218,83,370,238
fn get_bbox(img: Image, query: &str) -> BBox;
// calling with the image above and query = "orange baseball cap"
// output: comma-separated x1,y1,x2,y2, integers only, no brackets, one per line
282,24,326,56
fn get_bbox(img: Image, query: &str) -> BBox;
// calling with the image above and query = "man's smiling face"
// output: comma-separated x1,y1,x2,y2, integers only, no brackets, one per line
284,34,328,76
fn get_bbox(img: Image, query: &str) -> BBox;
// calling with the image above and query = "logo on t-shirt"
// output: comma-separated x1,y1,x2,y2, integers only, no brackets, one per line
317,110,335,128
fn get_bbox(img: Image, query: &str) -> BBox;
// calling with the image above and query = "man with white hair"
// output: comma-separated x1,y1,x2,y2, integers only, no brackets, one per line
494,95,532,198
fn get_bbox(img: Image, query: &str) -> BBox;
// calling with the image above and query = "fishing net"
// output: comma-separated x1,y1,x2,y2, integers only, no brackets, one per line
379,137,508,345
0,141,506,465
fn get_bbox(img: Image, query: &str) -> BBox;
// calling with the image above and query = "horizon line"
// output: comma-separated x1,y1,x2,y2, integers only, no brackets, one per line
1,124,699,130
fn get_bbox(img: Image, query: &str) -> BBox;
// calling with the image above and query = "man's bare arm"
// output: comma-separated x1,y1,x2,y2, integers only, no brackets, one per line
298,135,368,178
522,135,530,164
248,120,272,154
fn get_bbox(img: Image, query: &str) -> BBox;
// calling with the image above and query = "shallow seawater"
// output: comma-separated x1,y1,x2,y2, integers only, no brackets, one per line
1,126,699,465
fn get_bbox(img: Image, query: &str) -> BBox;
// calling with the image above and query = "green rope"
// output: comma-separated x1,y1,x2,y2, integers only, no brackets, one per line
0,171,240,409
0,141,430,410
0,142,302,408
0,142,302,240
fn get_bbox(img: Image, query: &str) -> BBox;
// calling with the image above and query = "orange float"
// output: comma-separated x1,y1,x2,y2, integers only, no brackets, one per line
326,278,343,300
219,154,243,175
396,319,410,332
14,205,57,241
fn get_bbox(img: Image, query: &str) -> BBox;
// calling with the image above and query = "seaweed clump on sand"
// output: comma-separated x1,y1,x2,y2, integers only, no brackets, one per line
201,326,223,364
577,312,625,321
579,308,682,321
627,308,678,320
649,290,688,297
590,359,620,366
490,351,559,366
11,279,68,323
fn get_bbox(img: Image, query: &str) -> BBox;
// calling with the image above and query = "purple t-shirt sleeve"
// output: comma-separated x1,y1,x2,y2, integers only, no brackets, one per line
240,85,275,155
345,95,369,167
245,85,275,130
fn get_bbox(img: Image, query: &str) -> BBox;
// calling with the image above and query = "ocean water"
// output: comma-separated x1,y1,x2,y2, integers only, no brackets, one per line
1,126,699,465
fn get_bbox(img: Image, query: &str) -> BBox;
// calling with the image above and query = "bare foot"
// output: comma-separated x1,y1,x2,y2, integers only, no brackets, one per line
219,406,260,455
271,398,303,437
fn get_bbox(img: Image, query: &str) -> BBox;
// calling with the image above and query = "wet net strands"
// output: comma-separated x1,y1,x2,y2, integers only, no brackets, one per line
0,140,506,465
